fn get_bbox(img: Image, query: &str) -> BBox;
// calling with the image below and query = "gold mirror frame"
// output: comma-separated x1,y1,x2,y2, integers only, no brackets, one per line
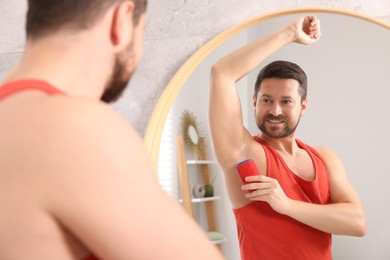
144,7,390,170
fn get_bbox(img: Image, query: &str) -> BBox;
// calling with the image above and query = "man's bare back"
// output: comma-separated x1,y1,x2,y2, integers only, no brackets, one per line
0,91,100,259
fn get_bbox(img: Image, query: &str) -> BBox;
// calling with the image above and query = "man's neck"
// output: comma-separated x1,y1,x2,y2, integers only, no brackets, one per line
258,133,300,156
3,34,112,101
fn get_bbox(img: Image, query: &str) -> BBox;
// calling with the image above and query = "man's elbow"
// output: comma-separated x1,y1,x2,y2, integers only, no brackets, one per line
355,221,367,237
352,213,367,237
210,62,223,78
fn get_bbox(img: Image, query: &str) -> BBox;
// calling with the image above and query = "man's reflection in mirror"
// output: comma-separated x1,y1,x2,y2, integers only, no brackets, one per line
209,15,366,260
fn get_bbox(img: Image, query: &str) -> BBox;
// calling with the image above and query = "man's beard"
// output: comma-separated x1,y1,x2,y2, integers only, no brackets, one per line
101,41,136,103
257,114,300,139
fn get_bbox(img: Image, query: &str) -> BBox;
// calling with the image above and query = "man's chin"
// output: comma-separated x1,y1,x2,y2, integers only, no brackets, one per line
265,133,283,139
262,128,291,139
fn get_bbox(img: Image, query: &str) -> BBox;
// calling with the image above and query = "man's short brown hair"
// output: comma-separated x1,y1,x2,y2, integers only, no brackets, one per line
26,0,147,40
255,60,308,102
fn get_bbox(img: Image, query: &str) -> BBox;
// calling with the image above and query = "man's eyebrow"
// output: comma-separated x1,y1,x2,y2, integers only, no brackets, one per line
260,94,294,99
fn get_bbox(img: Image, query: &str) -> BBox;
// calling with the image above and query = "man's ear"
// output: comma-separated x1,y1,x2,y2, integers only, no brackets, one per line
253,94,257,108
110,1,135,49
300,98,308,116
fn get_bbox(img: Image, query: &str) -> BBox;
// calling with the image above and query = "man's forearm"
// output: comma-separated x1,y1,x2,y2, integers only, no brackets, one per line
213,27,294,83
285,199,366,236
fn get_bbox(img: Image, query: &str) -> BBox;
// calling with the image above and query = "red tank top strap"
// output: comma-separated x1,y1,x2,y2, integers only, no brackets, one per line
253,135,265,145
0,79,64,100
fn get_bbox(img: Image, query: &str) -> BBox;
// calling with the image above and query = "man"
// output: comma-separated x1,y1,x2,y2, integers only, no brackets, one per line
0,1,223,259
209,15,366,259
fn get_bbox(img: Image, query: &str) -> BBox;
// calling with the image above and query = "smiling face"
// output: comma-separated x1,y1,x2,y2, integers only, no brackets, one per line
254,78,307,139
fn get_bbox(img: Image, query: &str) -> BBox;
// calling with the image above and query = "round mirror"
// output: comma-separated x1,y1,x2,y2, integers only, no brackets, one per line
145,8,390,260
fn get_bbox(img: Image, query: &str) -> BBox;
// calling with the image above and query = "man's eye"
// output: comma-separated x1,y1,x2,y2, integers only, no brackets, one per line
282,100,292,105
262,99,271,103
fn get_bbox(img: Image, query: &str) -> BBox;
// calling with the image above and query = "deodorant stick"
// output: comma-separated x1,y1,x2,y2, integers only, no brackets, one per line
236,159,261,191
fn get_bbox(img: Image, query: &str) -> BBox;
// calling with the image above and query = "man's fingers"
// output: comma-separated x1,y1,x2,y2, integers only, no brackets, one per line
244,175,261,182
309,17,320,27
242,181,271,191
308,15,318,23
245,175,274,182
245,189,270,198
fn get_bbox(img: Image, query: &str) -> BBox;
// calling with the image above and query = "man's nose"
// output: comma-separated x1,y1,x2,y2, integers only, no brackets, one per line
269,103,283,116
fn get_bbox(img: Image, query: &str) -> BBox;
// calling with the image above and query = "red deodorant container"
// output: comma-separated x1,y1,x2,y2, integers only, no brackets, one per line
236,159,261,191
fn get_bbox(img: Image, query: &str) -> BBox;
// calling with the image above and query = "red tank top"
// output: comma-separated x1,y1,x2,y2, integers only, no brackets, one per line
233,137,332,260
0,79,64,99
0,79,100,260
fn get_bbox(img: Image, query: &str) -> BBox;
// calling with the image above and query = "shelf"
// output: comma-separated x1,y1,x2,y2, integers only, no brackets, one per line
192,196,221,203
179,196,221,203
186,160,216,165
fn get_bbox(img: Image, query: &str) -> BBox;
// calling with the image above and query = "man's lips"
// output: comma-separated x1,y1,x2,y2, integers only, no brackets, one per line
266,119,285,124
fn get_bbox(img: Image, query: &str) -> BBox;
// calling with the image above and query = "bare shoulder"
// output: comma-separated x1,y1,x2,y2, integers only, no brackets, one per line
40,94,149,170
42,96,139,138
313,146,340,163
2,94,146,179
38,96,145,158
313,146,347,181
31,95,155,206
313,146,364,211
